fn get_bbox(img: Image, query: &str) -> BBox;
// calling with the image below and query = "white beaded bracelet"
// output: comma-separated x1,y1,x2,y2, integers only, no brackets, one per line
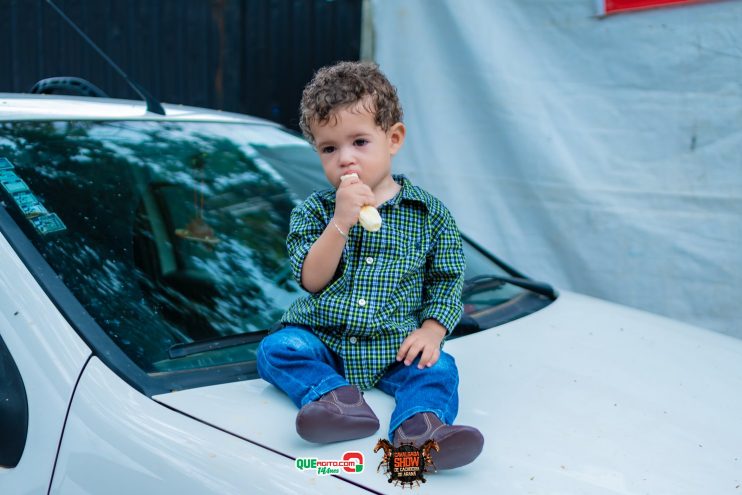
332,220,349,239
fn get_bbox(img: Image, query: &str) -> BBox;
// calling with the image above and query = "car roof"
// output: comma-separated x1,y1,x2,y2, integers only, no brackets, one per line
0,92,281,125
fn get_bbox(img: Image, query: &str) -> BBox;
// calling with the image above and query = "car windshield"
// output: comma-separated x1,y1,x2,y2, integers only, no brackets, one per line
0,119,543,377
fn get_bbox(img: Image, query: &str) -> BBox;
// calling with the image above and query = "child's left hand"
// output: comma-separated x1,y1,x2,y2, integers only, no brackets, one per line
396,320,447,369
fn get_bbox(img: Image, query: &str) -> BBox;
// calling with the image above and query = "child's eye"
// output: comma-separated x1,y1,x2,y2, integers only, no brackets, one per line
354,138,369,147
320,146,336,154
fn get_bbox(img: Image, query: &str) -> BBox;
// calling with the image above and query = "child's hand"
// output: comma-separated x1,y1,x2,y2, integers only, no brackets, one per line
396,320,447,369
333,174,376,232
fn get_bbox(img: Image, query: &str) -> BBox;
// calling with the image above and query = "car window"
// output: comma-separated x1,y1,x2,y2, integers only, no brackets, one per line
1,121,305,373
0,119,545,380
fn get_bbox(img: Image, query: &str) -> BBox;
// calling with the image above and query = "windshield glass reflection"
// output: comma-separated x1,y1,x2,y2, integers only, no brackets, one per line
0,121,307,372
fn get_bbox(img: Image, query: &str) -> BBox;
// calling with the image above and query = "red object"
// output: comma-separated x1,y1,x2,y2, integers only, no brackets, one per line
603,0,708,15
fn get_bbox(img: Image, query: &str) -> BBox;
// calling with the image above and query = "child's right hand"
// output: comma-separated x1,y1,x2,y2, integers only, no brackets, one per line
333,174,376,233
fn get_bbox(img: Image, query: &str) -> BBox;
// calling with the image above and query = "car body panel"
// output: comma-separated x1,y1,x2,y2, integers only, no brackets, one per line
49,357,365,495
0,229,91,493
155,291,742,494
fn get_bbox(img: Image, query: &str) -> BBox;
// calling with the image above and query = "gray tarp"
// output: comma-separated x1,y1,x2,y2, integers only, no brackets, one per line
372,0,742,337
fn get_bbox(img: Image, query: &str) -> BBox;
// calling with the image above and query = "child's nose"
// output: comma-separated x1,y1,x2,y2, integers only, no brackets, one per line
339,146,356,166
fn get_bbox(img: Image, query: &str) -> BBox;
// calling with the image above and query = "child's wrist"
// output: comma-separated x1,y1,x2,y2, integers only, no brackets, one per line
421,320,447,339
330,219,349,239
331,215,354,234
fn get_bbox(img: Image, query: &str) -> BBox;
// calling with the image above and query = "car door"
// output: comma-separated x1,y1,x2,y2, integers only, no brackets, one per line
0,226,91,494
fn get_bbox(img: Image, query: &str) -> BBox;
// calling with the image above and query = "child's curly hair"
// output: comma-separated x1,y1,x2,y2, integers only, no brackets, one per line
299,61,403,144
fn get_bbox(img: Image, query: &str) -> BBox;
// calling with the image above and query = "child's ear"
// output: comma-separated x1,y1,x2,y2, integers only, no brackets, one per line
388,122,406,155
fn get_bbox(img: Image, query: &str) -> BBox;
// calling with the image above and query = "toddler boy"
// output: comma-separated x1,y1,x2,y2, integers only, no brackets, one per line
257,61,483,470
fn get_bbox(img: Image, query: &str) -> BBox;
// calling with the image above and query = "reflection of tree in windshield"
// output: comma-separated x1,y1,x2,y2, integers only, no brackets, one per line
126,127,295,277
0,121,302,372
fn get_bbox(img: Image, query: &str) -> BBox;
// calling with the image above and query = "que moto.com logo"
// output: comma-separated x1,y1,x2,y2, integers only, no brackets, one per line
295,451,364,475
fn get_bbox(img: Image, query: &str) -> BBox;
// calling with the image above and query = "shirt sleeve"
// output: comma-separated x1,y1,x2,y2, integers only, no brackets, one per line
419,208,466,334
286,196,327,291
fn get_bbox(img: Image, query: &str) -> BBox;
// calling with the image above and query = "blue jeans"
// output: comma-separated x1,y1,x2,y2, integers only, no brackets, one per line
257,325,459,439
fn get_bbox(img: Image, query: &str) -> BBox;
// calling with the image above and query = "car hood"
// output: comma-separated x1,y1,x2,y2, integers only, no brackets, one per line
154,291,742,494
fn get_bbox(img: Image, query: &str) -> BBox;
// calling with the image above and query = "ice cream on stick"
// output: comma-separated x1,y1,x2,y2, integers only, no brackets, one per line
358,204,382,232
339,173,382,232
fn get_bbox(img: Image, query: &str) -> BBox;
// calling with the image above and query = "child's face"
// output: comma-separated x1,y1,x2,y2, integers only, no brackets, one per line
310,102,405,191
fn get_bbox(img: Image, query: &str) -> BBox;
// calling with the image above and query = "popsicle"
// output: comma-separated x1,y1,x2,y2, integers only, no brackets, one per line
339,173,382,232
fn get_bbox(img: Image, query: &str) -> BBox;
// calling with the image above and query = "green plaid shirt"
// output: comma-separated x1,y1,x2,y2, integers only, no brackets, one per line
281,174,465,389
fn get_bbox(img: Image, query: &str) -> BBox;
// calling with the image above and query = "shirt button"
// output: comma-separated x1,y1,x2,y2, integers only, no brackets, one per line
349,336,358,344
358,298,366,307
365,257,374,265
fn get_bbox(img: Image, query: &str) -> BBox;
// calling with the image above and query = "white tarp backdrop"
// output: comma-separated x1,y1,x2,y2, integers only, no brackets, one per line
371,0,742,338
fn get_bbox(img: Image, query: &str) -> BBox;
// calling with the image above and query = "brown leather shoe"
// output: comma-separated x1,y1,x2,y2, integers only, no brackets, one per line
296,385,380,443
394,412,484,470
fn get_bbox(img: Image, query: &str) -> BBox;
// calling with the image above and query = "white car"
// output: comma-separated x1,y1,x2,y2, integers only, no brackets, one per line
1,90,741,495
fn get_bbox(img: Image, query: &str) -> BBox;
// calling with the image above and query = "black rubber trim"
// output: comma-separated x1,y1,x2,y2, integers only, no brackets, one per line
29,77,108,98
0,203,260,396
0,332,28,468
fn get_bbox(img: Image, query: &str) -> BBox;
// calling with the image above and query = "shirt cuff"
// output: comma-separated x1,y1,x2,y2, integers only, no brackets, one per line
420,300,463,335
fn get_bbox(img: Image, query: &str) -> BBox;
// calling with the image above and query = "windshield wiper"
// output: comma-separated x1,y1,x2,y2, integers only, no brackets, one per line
168,325,279,359
463,274,557,299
